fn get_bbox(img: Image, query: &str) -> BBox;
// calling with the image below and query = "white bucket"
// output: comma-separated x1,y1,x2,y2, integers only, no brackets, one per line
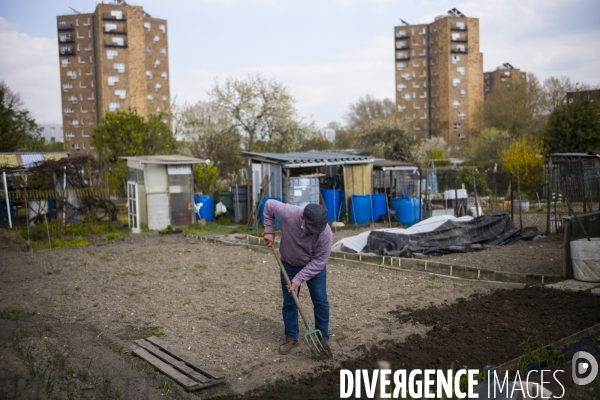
570,238,600,282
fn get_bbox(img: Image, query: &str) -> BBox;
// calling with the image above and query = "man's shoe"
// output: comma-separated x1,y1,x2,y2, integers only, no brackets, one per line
279,340,298,355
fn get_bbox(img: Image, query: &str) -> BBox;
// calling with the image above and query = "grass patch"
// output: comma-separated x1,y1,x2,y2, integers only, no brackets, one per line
183,221,257,237
120,271,143,277
128,291,136,297
31,237,89,250
92,303,98,308
195,264,208,270
196,288,205,293
516,334,565,372
60,290,70,297
106,232,124,242
99,255,113,262
0,308,36,320
225,308,238,313
142,330,165,338
53,269,61,275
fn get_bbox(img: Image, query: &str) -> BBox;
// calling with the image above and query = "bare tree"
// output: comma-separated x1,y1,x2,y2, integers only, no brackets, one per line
344,95,395,130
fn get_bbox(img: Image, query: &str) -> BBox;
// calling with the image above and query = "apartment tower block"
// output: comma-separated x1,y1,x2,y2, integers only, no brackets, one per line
394,8,483,148
57,0,170,154
484,63,527,98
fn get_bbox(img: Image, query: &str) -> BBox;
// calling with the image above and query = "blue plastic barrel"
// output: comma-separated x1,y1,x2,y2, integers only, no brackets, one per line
321,189,342,222
349,195,372,225
259,197,281,228
412,198,422,224
340,190,346,212
371,194,387,222
392,198,414,226
194,195,214,222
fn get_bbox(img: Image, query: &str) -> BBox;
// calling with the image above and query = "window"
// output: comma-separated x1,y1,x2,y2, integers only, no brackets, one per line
77,56,86,64
112,37,124,46
452,78,461,87
105,23,117,32
153,35,160,44
71,143,80,150
66,70,77,79
108,102,120,112
114,63,125,73
66,132,75,140
396,30,406,37
453,122,461,130
84,44,92,51
69,119,79,126
412,81,420,88
458,111,466,119
144,22,151,31
154,59,160,67
60,46,72,55
452,33,461,41
458,89,466,97
397,83,406,91
83,17,90,26
155,83,162,91
147,94,154,101
156,107,161,113
79,81,87,88
456,44,466,52
64,108,74,114
59,33,71,42
145,46,152,54
159,24,166,33
80,106,88,113
87,93,94,100
106,50,118,59
68,95,78,103
114,89,126,99
396,62,407,70
396,51,408,59
162,95,168,101
110,10,123,19
161,72,167,79
160,48,167,56
107,76,119,86
452,55,460,64
146,70,153,79
456,22,465,30
503,71,511,77
397,104,406,111
413,103,420,109
61,59,71,67
457,66,465,75
401,72,411,80
458,133,466,140
453,100,461,109
420,92,427,98
62,83,72,92
403,94,411,101
396,41,407,49
82,130,90,137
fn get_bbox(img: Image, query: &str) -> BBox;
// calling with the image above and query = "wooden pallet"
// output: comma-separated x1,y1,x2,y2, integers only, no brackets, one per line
132,336,226,391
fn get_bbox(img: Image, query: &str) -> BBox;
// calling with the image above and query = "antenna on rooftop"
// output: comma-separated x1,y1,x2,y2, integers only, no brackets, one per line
399,18,410,26
502,62,515,69
69,7,81,14
448,8,466,18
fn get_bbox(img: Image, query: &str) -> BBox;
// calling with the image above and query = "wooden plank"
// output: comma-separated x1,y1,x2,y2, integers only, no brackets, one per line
145,336,225,380
134,340,211,384
131,345,201,391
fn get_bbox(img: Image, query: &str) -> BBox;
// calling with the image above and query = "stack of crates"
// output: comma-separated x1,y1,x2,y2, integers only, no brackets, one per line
284,177,320,207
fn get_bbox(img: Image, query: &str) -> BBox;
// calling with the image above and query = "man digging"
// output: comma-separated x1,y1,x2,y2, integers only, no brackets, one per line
262,200,333,356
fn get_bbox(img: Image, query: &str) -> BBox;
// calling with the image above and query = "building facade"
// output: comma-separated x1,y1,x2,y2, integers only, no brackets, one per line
394,8,483,148
57,1,170,154
38,124,64,143
484,63,527,98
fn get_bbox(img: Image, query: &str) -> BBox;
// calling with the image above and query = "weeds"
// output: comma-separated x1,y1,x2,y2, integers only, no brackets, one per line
516,334,565,371
0,307,37,320
196,287,206,293
53,269,62,275
142,330,165,338
195,264,208,270
99,255,113,262
128,290,136,297
225,308,238,313
60,290,70,296
106,232,124,242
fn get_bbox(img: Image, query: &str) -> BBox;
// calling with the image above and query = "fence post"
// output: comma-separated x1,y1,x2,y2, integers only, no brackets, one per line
516,166,523,230
510,173,514,222
471,168,479,217
546,159,551,235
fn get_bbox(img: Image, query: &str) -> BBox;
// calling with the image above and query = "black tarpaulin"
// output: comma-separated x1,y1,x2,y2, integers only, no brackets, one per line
362,213,538,257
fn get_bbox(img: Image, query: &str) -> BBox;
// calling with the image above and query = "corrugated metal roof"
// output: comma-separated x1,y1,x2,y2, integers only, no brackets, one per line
21,154,45,168
44,153,69,162
0,154,19,168
240,150,374,167
121,155,210,165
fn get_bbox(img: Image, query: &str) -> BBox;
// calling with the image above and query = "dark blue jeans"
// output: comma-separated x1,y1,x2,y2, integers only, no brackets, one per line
280,260,329,341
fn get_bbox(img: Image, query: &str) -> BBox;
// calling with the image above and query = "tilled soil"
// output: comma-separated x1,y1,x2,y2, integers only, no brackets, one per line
0,229,596,400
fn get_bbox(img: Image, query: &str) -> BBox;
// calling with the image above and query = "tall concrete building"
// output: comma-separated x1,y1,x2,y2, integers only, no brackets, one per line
57,0,170,154
394,8,483,148
484,63,527,98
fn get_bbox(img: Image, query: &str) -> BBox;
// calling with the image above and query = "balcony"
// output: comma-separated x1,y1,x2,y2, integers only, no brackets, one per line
59,49,76,56
451,49,468,54
451,38,468,43
105,28,127,34
104,41,128,48
57,22,73,31
395,45,410,50
102,13,127,21
395,35,409,40
451,26,468,31
396,55,410,61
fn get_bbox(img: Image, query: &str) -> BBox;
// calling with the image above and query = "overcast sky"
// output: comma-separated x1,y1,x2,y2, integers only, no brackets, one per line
1,0,599,127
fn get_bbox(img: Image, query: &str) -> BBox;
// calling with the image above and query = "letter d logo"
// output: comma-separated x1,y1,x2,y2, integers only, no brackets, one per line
572,351,598,386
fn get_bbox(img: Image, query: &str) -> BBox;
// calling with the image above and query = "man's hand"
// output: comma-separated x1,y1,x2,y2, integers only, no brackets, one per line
263,233,275,247
287,282,298,296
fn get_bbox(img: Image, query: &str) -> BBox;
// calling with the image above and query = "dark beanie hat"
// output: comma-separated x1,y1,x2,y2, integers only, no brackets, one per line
303,204,328,234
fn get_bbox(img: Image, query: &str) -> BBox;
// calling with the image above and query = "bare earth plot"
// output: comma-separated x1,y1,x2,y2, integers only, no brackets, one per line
0,229,596,400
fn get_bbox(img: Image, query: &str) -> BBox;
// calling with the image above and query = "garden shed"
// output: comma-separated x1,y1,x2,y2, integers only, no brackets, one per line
239,150,375,221
122,155,210,232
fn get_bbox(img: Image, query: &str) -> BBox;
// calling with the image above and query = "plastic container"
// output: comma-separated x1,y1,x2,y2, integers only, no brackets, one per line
371,194,387,222
231,185,248,223
412,198,422,224
259,197,281,228
321,189,344,222
570,238,600,282
194,195,214,222
218,191,233,218
392,198,416,227
285,177,319,207
349,195,372,225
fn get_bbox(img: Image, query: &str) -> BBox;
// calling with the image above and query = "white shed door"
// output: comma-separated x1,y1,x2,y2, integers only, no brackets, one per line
147,193,170,230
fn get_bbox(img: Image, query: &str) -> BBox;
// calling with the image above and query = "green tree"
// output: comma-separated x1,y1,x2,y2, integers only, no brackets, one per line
469,127,512,162
209,74,304,152
0,81,44,152
413,137,448,166
458,168,491,196
501,137,544,196
176,101,241,178
344,95,395,130
540,90,600,154
358,118,414,161
92,110,176,191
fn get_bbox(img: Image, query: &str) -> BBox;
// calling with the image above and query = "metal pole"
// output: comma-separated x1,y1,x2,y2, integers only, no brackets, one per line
471,168,479,217
516,166,523,230
63,166,67,225
2,172,12,228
